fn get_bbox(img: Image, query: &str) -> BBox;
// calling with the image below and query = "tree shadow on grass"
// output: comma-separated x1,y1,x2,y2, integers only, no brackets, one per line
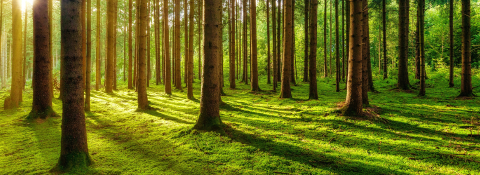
222,124,411,174
142,109,195,124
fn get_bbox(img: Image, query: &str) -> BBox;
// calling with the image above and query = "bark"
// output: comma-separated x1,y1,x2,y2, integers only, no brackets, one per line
82,0,86,91
137,0,149,109
362,0,369,105
198,0,202,81
272,0,277,91
419,0,426,96
187,0,194,99
55,0,92,171
147,0,151,87
345,0,349,81
290,1,296,86
174,0,182,90
323,0,327,77
303,0,309,82
267,0,271,84
229,0,236,89
449,0,454,87
29,0,56,119
341,0,363,116
279,0,292,98
96,0,101,90
23,3,27,90
415,11,420,79
250,0,259,91
4,0,23,109
128,0,133,89
276,0,281,83
242,0,247,84
184,0,188,86
335,0,340,92
105,0,115,93
397,0,410,90
382,0,387,79
459,0,472,97
309,0,318,99
164,0,172,94
194,0,223,132
85,0,92,111
342,0,345,81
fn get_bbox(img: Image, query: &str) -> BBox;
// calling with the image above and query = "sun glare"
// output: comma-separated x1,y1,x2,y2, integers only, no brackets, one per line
22,0,34,12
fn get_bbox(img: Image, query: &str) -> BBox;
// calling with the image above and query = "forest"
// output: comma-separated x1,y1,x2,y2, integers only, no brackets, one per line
0,0,480,174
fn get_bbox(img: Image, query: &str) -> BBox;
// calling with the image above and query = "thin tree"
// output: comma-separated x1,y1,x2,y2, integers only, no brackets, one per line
459,0,473,97
184,0,188,86
194,0,223,131
267,0,271,84
198,0,202,81
28,0,57,119
309,0,318,99
341,0,363,116
362,0,369,105
303,0,309,82
242,0,247,84
0,0,3,89
164,0,172,94
174,0,182,90
397,0,410,90
128,0,133,89
250,0,260,91
96,0,101,90
272,0,277,91
105,0,116,93
279,0,292,98
22,3,27,90
382,0,387,79
229,0,235,89
85,0,92,111
187,0,194,99
4,0,23,109
419,0,426,96
54,0,92,171
449,0,454,87
335,0,340,92
323,0,327,77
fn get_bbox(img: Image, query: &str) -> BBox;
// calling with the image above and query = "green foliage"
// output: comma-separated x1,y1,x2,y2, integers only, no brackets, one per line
1,68,479,174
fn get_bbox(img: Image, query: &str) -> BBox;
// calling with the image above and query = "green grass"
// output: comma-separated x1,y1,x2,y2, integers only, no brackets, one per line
1,67,479,174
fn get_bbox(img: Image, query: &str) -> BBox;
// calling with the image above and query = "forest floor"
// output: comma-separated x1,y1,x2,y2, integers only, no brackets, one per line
1,68,480,174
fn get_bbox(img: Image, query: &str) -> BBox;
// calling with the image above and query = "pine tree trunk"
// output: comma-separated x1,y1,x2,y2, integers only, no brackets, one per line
303,0,309,83
147,0,151,87
397,0,410,90
55,0,92,171
137,0,149,109
4,0,23,109
0,0,3,89
22,4,27,90
382,0,387,79
184,0,188,86
459,0,472,97
250,0,260,91
266,0,271,85
229,0,236,89
29,0,56,119
309,0,318,99
164,0,172,94
242,0,247,84
198,0,202,81
341,0,363,116
415,12,420,79
187,0,194,99
419,0,426,96
81,0,87,91
96,0,101,91
345,0,349,81
194,0,223,132
85,0,92,111
276,0,281,83
174,0,182,90
362,0,369,105
449,0,454,87
279,0,292,98
323,0,327,77
272,0,277,91
342,0,345,81
335,0,340,92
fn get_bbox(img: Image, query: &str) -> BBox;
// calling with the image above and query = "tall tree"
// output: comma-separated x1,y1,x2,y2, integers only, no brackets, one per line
22,3,28,90
4,0,23,109
54,0,92,171
96,0,101,90
250,0,260,91
105,0,116,93
82,0,86,89
341,0,363,116
382,0,387,79
242,0,247,84
266,0,271,84
449,0,454,87
272,0,277,91
128,0,133,89
323,0,327,77
303,0,309,82
308,0,318,100
397,0,410,90
459,0,473,97
335,0,340,92
164,0,172,94
198,0,202,81
229,0,236,89
345,0,349,80
419,0,426,96
362,0,369,105
187,0,194,99
85,0,92,111
138,0,149,109
194,0,223,131
279,0,292,98
174,0,182,90
0,0,3,89
184,0,188,86
28,0,56,119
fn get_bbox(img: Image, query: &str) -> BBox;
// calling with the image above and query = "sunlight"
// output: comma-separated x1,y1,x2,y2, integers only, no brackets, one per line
22,0,34,12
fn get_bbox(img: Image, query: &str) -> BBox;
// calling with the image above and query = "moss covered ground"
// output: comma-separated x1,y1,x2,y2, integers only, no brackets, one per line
1,68,479,174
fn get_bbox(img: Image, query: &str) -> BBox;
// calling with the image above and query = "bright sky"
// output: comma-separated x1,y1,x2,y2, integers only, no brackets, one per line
22,0,34,12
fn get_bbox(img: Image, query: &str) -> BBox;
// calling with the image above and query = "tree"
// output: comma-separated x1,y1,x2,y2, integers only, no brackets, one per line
335,0,340,92
362,0,369,105
85,0,92,111
229,0,236,89
28,0,57,119
128,0,133,89
164,0,172,95
54,0,92,171
250,0,260,91
105,0,116,93
82,0,87,90
272,0,277,91
0,0,3,89
449,0,454,87
382,0,387,79
459,0,473,97
194,0,223,132
323,0,327,77
23,3,28,90
187,0,194,99
184,0,188,86
279,0,292,98
267,0,271,85
96,0,101,90
309,0,318,100
174,0,182,90
419,0,426,96
137,0,149,109
397,0,410,90
303,0,309,83
242,0,247,84
4,0,23,109
341,0,363,116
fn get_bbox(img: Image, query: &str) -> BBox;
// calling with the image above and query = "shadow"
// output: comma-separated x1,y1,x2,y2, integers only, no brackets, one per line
142,109,195,124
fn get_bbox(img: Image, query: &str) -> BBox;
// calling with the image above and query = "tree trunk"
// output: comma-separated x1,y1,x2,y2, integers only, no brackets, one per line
23,3,27,90
137,0,149,109
0,0,3,89
279,0,292,98
362,0,369,105
382,0,387,79
164,0,172,94
272,0,277,91
303,0,309,83
187,0,194,99
335,0,340,92
449,0,454,87
397,0,410,90
85,0,92,111
147,0,151,87
415,11,420,79
105,0,115,93
229,0,236,89
419,0,426,96
290,1,296,86
459,0,472,97
194,0,223,132
29,0,56,119
55,0,92,171
174,0,182,90
96,0,102,90
250,0,260,91
198,0,202,81
309,0,318,99
276,0,281,83
4,0,23,109
345,0,349,81
341,0,363,116
184,0,188,86
242,0,247,84
128,0,133,89
82,0,87,91
323,0,327,77
342,0,345,81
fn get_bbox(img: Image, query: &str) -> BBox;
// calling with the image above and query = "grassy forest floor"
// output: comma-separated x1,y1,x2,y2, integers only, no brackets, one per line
1,68,480,174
